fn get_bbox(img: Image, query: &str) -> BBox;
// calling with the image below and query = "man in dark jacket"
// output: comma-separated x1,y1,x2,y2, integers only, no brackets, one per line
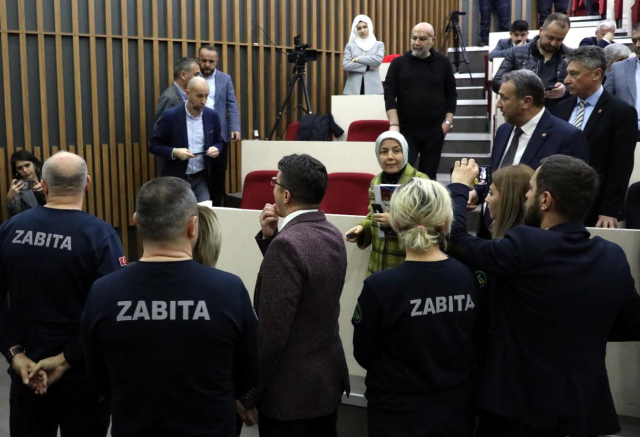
492,13,572,111
238,154,350,437
489,20,531,61
385,22,457,180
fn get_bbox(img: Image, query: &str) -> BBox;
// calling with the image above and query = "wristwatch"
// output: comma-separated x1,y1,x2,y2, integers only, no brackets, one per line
444,120,454,130
5,345,25,364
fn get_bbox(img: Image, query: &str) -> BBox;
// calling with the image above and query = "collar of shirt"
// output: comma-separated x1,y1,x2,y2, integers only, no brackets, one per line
281,209,317,229
174,82,187,102
185,102,202,121
578,85,604,108
520,107,545,137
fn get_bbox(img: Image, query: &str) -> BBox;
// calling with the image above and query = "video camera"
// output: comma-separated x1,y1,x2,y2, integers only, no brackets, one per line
448,11,467,22
287,35,318,65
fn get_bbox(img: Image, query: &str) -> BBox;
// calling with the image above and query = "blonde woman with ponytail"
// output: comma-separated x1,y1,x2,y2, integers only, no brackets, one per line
352,178,482,437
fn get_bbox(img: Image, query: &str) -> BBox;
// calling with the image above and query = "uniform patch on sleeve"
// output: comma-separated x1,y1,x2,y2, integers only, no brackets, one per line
119,256,127,266
352,303,362,324
475,270,487,288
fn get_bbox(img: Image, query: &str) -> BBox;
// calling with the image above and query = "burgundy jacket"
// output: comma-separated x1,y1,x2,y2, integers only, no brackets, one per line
241,211,350,420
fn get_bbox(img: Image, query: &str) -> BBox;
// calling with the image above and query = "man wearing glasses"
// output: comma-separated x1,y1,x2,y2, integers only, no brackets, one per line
237,154,350,437
385,22,458,180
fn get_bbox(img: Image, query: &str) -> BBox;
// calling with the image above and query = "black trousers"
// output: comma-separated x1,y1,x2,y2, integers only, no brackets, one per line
258,410,338,437
10,379,110,437
475,411,598,437
537,0,569,27
402,124,446,180
209,141,230,207
368,404,475,437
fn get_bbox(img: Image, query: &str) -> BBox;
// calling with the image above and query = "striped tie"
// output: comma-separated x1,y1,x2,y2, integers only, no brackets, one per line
573,101,586,130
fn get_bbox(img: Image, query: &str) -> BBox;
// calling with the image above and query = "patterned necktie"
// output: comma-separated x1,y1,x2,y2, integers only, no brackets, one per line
500,127,524,168
573,101,587,130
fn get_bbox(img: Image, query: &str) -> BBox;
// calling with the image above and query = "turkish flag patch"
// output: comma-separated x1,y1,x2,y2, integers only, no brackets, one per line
119,256,127,266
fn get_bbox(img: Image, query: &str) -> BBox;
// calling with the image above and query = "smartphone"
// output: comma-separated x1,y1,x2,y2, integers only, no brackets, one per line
475,165,492,186
15,180,34,191
372,203,384,214
449,165,492,186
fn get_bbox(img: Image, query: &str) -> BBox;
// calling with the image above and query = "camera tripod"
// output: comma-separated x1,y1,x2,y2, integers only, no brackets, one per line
442,12,473,82
268,63,313,140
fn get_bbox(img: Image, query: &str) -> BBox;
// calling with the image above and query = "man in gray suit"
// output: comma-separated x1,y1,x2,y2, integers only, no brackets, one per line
198,45,241,206
604,23,640,136
154,57,201,123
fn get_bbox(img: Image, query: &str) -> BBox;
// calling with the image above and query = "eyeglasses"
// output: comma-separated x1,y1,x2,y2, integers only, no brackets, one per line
270,176,288,191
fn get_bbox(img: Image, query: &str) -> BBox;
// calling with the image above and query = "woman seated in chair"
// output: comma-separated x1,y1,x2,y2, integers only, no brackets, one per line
352,177,481,437
6,150,46,217
342,14,385,95
345,131,428,276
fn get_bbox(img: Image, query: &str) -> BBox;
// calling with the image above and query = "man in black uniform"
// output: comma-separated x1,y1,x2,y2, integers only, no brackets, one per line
0,151,126,436
450,155,640,436
81,177,258,437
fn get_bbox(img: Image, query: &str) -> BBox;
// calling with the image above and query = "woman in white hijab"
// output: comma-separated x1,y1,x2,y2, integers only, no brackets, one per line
343,15,385,95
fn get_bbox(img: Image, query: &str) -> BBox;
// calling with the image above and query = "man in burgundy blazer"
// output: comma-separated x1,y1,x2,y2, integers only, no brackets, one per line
238,154,350,437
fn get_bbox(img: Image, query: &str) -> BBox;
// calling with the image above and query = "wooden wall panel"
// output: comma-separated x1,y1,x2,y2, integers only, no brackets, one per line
0,0,459,258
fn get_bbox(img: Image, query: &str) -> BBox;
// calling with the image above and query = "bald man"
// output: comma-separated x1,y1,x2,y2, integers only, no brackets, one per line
0,151,126,436
385,22,457,180
150,76,224,202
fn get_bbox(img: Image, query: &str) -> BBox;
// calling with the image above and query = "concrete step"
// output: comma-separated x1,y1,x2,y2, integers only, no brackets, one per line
451,115,488,133
455,72,485,87
456,99,488,117
457,86,485,100
570,15,602,22
448,46,488,74
445,132,491,153
438,152,491,175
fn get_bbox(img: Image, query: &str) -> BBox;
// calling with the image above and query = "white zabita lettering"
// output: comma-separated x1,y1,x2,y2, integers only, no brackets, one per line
409,294,475,317
116,300,211,321
11,230,72,250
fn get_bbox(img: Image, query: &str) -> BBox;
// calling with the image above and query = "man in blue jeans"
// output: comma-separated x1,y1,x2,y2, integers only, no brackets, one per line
479,0,511,46
537,0,569,28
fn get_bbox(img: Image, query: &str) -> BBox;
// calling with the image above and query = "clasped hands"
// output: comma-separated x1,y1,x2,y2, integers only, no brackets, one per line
11,351,70,396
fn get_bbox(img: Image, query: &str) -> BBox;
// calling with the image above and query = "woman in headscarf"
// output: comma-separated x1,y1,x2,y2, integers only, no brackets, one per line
343,15,385,95
345,131,429,276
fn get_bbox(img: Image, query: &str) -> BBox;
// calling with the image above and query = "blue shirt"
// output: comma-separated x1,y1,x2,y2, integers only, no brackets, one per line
174,82,187,102
569,85,604,130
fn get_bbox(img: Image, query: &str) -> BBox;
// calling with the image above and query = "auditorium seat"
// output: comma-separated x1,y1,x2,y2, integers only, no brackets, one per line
382,54,401,63
285,122,300,141
240,170,278,210
319,172,375,216
347,120,390,142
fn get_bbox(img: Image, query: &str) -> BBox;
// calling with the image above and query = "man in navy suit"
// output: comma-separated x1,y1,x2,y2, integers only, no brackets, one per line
449,155,640,436
579,20,617,48
489,20,531,61
470,69,588,236
198,45,241,206
555,46,637,228
149,76,223,202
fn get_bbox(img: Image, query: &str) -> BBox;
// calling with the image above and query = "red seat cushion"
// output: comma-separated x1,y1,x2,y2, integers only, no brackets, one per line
285,122,300,141
319,172,375,216
383,54,401,63
240,170,278,210
347,120,391,142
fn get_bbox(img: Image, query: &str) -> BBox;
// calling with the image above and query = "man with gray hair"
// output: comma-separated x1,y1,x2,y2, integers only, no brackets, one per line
150,76,224,202
385,22,457,179
154,57,201,123
470,69,589,237
580,20,617,48
81,177,257,436
604,43,631,71
0,151,126,436
555,45,637,228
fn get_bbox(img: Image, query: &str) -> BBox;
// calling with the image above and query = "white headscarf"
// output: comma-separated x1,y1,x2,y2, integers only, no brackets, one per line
375,131,409,170
349,15,377,52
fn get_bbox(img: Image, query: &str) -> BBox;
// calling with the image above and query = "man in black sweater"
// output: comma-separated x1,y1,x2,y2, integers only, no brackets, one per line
385,22,458,180
81,177,258,437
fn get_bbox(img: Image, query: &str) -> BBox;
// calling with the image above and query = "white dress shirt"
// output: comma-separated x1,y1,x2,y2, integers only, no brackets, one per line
636,59,640,130
185,103,206,175
203,69,217,109
500,107,546,166
281,209,317,229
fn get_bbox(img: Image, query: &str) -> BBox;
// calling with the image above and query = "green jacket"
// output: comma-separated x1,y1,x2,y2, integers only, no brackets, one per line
357,163,429,277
